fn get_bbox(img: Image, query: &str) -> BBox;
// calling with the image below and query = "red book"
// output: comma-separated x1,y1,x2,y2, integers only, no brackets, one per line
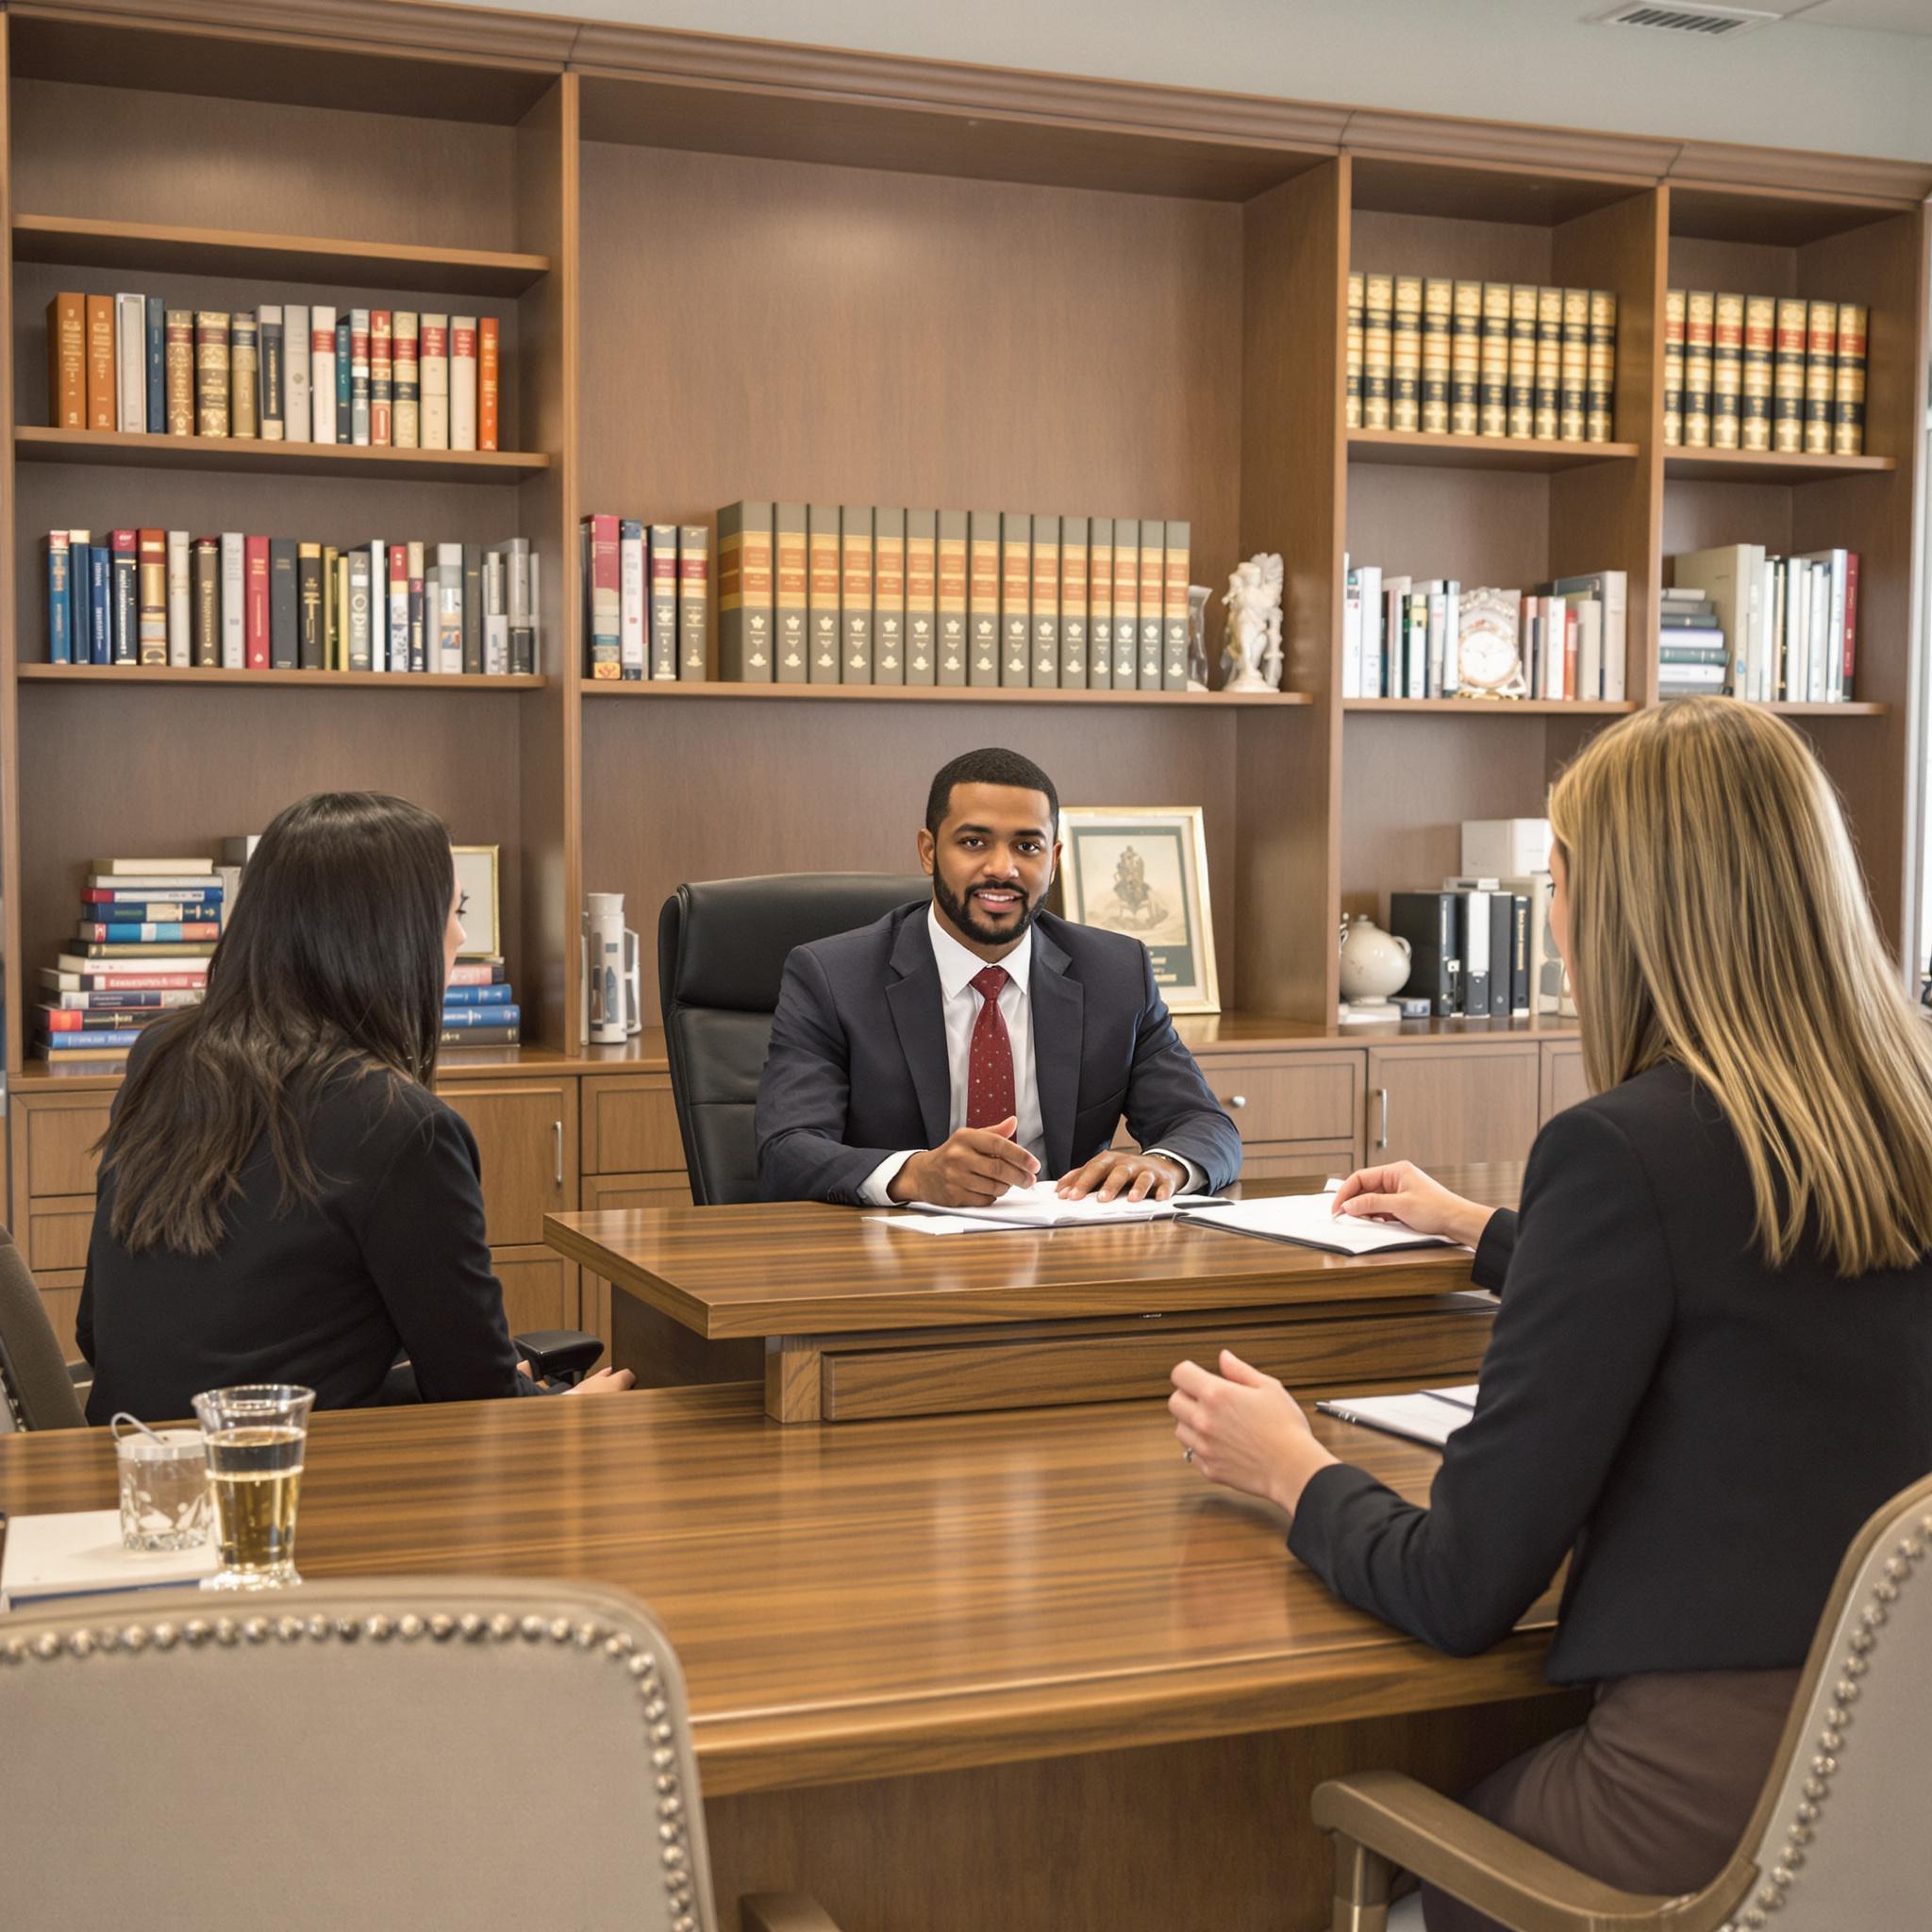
1841,551,1859,692
244,535,270,669
477,318,499,452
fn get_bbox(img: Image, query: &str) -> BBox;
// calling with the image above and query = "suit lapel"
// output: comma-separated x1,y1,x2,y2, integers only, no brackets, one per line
1029,926,1084,1178
886,911,952,1149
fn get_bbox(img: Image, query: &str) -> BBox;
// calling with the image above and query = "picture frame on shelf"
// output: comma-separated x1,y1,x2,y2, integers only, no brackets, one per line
452,844,500,960
1058,806,1219,1013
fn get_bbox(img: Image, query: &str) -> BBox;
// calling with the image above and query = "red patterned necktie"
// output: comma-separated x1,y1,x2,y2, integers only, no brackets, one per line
965,965,1016,1129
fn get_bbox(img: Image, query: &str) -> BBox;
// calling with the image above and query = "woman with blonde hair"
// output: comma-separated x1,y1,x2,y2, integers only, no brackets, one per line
1170,699,1932,1926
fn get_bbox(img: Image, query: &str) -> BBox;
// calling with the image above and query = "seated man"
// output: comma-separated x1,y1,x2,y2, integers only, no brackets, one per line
756,746,1242,1207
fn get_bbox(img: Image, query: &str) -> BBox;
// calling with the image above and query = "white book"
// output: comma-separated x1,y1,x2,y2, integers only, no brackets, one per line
1341,571,1361,698
1790,559,1812,702
1315,1386,1478,1451
449,315,477,452
165,530,191,666
421,314,449,451
1793,549,1847,703
619,524,646,678
1576,597,1602,701
893,1176,1225,1232
1177,1183,1454,1257
1808,563,1831,703
346,547,372,669
484,549,509,675
368,540,387,673
283,302,310,441
310,305,336,444
1441,580,1460,695
1424,582,1447,697
1599,570,1627,701
436,541,463,673
387,545,409,674
1357,564,1383,699
528,552,541,675
115,292,145,432
219,533,244,669
0,1509,215,1611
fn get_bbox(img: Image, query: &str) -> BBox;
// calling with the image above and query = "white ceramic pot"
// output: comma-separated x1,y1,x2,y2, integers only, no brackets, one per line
1339,913,1411,1006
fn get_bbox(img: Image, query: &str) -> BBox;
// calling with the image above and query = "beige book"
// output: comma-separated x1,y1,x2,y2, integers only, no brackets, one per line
1741,295,1774,453
1586,291,1617,443
1421,278,1451,435
1479,284,1510,438
1834,302,1868,457
1345,272,1364,431
1683,291,1714,449
1533,286,1562,441
1558,289,1589,443
1450,282,1481,436
1773,299,1807,454
1711,292,1744,452
1507,284,1538,440
1661,289,1686,449
1804,301,1838,455
1362,273,1392,430
1391,275,1422,433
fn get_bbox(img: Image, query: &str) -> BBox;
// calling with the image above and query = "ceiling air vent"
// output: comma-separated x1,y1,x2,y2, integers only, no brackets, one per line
1589,3,1783,34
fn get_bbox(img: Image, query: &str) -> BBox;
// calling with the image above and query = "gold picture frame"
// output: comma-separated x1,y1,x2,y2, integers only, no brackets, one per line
1057,806,1220,1013
451,844,501,960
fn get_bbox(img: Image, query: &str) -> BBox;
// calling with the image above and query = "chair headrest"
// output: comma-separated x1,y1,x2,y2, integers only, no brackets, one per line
660,873,929,1013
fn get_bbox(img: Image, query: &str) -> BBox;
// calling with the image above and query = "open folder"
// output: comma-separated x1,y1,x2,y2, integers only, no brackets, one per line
1172,1183,1456,1257
887,1177,1228,1233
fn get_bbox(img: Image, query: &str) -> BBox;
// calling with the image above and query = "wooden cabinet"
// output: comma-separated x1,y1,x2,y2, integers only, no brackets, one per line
1541,1043,1589,1123
438,1080,577,1247
1365,1043,1541,1170
580,1075,683,1176
493,1249,578,1336
1240,1140,1360,1182
16,1094,113,1208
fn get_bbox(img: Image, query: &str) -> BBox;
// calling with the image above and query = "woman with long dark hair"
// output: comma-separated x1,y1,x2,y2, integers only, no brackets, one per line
77,791,632,1418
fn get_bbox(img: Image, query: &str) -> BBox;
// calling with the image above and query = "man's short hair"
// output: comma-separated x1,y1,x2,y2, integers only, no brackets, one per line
924,748,1059,838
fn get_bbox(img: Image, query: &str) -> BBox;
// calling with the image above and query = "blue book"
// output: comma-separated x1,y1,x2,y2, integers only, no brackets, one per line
440,1004,521,1028
81,923,216,943
145,296,165,433
41,1029,142,1050
441,984,513,1006
89,546,112,665
69,541,92,661
47,535,72,663
335,316,352,441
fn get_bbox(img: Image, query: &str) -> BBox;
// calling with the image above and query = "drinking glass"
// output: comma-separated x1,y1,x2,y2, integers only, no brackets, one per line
111,1416,211,1553
192,1384,315,1591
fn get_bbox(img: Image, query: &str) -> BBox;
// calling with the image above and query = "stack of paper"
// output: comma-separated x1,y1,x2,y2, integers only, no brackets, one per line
878,1177,1224,1236
1315,1386,1478,1449
1175,1183,1455,1256
0,1508,215,1610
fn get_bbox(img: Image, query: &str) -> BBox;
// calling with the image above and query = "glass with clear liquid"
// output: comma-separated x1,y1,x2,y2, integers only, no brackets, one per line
192,1384,314,1591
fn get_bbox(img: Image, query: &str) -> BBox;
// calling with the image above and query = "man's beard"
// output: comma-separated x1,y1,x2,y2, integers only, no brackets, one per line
933,870,1040,948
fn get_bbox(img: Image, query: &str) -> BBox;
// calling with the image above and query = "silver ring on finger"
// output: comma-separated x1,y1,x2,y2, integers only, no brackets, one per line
1183,1446,1194,1464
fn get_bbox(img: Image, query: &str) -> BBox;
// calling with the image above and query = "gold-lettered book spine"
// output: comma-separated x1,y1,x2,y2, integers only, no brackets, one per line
999,511,1031,686
1391,275,1422,433
905,508,938,686
1711,291,1743,452
1773,298,1807,454
807,502,841,682
1741,295,1774,453
1507,284,1537,441
1586,290,1616,444
1421,278,1451,435
774,501,808,684
1029,512,1059,687
1087,516,1114,691
230,310,258,441
1682,290,1714,449
1361,273,1392,430
194,311,230,440
1450,281,1480,437
1111,518,1140,685
968,509,1001,687
718,500,774,683
1162,520,1190,691
1059,515,1089,687
164,308,194,437
1344,272,1363,431
1533,285,1561,441
1834,302,1867,456
1137,520,1164,690
1804,300,1838,455
940,508,973,687
1661,288,1686,448
1478,283,1509,439
874,506,906,684
1557,288,1588,443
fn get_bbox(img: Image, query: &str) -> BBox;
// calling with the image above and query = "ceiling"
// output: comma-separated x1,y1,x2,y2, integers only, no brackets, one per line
1784,0,1932,29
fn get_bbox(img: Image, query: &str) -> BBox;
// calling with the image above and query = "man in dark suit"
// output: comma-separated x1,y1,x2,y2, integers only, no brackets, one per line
756,747,1242,1207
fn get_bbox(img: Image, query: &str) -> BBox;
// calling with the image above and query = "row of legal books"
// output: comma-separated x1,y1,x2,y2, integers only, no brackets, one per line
45,529,540,675
1665,543,1858,703
1341,565,1628,702
581,519,708,680
714,504,1193,688
46,294,503,450
1662,292,1866,456
1347,276,1618,442
1389,876,1566,1021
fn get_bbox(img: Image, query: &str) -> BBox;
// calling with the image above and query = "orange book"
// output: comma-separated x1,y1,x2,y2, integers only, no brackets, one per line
47,293,86,427
477,317,499,451
85,294,115,430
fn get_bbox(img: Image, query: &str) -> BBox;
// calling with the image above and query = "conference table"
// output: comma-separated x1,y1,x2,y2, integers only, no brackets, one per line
0,1384,1579,1932
545,1166,1524,1424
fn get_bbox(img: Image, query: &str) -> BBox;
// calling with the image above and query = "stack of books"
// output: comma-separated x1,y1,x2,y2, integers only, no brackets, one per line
581,518,708,681
442,960,518,1048
701,503,1192,690
36,857,219,1061
1347,275,1617,443
1662,291,1866,455
46,295,502,451
45,530,538,675
1342,563,1627,702
1667,543,1859,702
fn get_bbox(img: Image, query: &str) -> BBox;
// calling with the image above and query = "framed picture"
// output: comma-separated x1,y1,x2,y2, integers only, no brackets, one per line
1058,807,1220,1013
451,845,501,960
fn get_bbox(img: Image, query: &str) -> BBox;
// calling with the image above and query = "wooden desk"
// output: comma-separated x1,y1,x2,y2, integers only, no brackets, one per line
546,1166,1523,1424
0,1386,1574,1931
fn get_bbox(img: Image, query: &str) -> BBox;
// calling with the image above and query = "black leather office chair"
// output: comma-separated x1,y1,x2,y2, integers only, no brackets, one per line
658,872,928,1204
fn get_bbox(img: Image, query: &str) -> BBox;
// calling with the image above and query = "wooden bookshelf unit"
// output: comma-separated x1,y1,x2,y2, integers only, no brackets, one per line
0,2,1924,1346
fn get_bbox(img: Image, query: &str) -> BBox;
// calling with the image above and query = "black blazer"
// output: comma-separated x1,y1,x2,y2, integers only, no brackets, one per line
78,1041,541,1420
754,902,1242,1205
1290,1059,1932,1682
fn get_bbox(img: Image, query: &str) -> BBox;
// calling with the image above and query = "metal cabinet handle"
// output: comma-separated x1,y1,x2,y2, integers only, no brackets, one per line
553,1121,564,1189
1374,1087,1391,1152
1223,1093,1248,1109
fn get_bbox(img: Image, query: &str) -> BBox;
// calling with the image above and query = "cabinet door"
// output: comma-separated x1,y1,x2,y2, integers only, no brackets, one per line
1240,1141,1360,1182
436,1080,577,1247
492,1247,577,1335
580,1074,683,1176
1541,1043,1589,1123
16,1094,115,1202
1366,1045,1541,1170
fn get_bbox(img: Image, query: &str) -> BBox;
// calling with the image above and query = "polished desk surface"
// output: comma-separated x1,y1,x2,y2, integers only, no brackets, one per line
0,1384,1556,1795
545,1165,1524,1341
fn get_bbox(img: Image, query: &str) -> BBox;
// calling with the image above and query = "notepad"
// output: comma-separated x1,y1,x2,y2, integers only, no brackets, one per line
0,1508,216,1611
1175,1182,1456,1256
1315,1385,1478,1450
891,1177,1226,1232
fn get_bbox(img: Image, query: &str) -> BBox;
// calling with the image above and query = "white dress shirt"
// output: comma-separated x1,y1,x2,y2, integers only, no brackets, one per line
858,906,1202,1206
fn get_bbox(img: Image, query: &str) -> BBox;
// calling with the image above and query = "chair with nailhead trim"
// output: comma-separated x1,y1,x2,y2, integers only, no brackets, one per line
0,1574,842,1932
1310,1469,1932,1931
0,1223,86,1433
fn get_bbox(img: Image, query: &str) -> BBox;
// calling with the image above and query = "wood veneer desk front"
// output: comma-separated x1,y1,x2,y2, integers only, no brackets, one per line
546,1167,1522,1424
0,1386,1572,1932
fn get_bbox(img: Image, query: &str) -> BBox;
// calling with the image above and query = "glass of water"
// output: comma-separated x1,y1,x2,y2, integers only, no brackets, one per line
111,1416,211,1553
191,1384,315,1591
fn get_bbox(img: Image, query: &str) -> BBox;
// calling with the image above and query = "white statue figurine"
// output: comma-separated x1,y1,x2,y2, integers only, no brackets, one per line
1222,552,1284,692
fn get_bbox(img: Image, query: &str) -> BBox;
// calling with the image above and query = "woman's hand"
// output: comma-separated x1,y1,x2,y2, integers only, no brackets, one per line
1169,1350,1337,1517
1331,1161,1492,1249
564,1367,637,1396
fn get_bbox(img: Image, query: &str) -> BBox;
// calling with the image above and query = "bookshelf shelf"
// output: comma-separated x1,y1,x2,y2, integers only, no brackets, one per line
15,427,548,484
17,666,546,691
1343,699,1640,717
579,682,1315,708
1346,429,1642,474
1759,700,1890,717
10,215,553,296
1661,447,1897,485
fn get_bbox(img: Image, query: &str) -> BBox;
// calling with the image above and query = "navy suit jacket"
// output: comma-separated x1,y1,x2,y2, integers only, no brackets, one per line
754,901,1242,1205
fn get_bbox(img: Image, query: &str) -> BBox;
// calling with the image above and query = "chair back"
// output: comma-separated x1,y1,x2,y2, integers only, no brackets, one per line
658,872,926,1204
0,1576,718,1932
1708,1469,1932,1929
0,1223,86,1432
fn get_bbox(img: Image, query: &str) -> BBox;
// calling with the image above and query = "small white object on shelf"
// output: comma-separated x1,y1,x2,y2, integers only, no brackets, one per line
1221,553,1283,691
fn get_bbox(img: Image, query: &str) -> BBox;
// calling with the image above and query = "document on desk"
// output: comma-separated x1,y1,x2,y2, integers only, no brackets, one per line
1176,1183,1455,1256
1315,1385,1478,1450
876,1178,1227,1234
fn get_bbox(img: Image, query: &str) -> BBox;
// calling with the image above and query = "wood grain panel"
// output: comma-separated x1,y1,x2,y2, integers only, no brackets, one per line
439,1079,575,1246
1660,478,1796,559
21,1093,112,1196
820,1302,1492,1421
1540,1042,1589,1122
1198,1050,1360,1143
22,1195,92,1274
0,1383,1564,1796
584,1172,703,1370
610,1283,762,1391
581,1074,683,1174
492,1243,576,1335
1241,1140,1361,1180
1345,462,1553,602
1348,208,1551,285
1367,1044,1541,1169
